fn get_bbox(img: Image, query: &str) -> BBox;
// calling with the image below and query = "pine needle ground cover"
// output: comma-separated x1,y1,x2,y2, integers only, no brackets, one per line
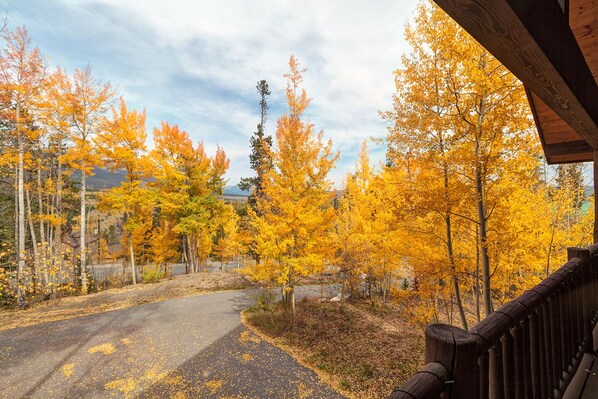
244,299,424,399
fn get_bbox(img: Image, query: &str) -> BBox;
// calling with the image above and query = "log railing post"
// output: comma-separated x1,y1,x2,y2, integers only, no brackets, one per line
591,246,598,336
568,247,592,353
425,324,478,399
392,246,598,398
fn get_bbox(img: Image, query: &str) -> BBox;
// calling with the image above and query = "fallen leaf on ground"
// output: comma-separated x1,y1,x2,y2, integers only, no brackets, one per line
205,379,225,393
61,363,74,378
87,343,116,355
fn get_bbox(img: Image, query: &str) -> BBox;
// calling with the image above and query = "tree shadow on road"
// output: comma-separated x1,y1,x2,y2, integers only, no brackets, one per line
136,324,345,399
0,305,152,398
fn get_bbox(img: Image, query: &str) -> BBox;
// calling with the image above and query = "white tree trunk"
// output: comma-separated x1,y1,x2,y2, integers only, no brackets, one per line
129,239,137,285
55,157,63,275
37,167,49,288
290,287,296,325
17,103,26,306
37,167,46,244
80,170,87,292
14,167,18,278
26,187,40,290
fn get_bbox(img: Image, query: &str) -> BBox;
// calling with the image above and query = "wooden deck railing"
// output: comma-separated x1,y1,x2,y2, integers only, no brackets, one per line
389,245,598,399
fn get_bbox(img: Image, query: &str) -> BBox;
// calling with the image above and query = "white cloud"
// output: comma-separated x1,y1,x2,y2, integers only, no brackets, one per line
4,0,421,187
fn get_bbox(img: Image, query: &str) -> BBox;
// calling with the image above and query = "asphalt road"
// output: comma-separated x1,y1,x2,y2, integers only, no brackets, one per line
0,287,344,399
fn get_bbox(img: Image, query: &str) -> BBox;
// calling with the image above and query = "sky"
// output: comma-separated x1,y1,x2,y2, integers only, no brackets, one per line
3,0,421,187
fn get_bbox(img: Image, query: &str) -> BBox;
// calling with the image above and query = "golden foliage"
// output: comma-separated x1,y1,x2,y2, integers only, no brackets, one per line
248,56,338,303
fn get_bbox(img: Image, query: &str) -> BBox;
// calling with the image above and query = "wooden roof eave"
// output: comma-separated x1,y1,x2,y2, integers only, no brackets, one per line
526,87,594,164
433,0,598,152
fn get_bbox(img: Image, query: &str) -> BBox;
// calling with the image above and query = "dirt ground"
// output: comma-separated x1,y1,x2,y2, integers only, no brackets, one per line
243,299,425,399
0,270,253,331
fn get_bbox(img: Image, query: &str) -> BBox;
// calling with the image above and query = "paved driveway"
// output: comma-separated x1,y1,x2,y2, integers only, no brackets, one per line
0,288,344,399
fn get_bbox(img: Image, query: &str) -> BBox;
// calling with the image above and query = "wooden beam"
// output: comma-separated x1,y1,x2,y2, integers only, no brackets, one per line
433,0,598,148
543,140,593,157
547,153,593,165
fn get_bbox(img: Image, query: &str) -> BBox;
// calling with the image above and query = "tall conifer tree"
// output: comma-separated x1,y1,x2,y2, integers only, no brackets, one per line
239,80,273,213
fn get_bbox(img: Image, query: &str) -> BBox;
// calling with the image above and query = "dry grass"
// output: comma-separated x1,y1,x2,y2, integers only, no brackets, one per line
0,270,252,331
244,298,425,399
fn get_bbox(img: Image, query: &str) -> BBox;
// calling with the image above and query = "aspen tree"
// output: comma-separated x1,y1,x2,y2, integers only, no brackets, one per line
97,98,148,284
251,56,338,323
386,2,538,318
62,66,113,292
150,122,230,273
0,26,46,305
385,4,470,326
43,68,72,278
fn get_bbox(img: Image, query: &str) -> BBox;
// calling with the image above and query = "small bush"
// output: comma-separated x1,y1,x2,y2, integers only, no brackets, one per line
245,288,295,336
248,288,277,312
245,306,292,336
141,265,166,284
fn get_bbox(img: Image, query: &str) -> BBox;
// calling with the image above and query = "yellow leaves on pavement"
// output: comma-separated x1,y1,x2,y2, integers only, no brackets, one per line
105,377,137,395
205,379,225,393
61,363,75,378
104,368,169,398
238,330,260,344
241,353,253,362
87,343,116,355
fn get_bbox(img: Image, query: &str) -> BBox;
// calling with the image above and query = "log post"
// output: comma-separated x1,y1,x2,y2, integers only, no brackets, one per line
425,323,479,398
590,245,598,331
567,247,590,263
567,247,592,353
594,150,598,243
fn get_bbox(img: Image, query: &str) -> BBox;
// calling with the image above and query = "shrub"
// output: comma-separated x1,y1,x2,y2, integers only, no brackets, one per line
248,288,277,312
141,264,166,284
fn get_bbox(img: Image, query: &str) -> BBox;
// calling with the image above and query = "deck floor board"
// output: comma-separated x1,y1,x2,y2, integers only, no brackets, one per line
580,354,598,399
563,322,598,399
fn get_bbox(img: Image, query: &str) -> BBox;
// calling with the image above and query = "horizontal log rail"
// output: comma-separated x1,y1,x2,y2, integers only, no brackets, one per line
390,362,450,398
390,245,598,399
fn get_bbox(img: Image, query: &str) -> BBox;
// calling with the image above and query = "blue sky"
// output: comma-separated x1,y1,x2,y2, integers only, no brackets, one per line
3,0,421,187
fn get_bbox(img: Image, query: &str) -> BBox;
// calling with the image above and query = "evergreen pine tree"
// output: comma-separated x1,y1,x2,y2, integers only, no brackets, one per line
239,80,273,214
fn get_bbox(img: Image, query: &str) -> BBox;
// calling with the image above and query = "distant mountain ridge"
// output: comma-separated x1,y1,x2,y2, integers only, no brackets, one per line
222,185,250,197
73,168,249,197
72,168,126,190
